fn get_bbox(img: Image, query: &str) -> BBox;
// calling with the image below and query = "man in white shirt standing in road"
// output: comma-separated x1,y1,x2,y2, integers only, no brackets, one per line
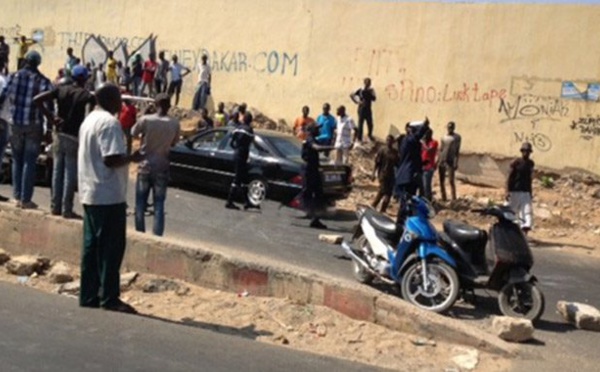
192,54,211,111
78,83,143,313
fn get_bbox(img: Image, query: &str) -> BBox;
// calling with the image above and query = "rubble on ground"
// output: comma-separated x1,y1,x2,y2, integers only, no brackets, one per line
557,301,600,332
491,316,534,342
0,248,10,265
318,234,344,245
5,255,50,276
48,261,74,284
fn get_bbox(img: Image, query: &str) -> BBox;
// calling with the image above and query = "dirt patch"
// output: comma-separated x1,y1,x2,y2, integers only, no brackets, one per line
0,254,509,371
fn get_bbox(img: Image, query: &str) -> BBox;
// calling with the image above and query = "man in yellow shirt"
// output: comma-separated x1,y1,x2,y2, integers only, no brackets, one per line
106,51,118,84
15,35,36,70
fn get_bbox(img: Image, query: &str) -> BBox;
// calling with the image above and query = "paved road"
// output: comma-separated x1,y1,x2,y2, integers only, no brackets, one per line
0,282,382,372
2,183,600,370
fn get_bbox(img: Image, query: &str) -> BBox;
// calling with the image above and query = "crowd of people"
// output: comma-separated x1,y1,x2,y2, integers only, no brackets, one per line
0,37,536,315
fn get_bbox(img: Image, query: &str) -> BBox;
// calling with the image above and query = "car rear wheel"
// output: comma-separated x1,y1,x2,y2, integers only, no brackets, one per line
247,178,268,206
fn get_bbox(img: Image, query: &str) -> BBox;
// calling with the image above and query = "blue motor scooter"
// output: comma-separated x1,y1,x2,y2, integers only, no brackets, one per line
341,196,460,313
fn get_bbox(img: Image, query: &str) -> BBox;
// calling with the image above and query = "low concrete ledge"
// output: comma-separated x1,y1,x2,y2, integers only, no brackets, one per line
0,204,516,356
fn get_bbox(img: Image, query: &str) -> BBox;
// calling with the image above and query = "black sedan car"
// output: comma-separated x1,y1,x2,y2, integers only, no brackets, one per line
169,128,353,206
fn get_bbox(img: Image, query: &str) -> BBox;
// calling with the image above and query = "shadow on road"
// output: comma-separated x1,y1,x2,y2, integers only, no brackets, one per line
534,319,575,334
530,238,594,251
137,313,273,340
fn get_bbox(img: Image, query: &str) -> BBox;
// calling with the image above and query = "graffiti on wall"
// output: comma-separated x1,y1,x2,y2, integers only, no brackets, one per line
512,131,552,152
75,33,299,76
80,34,156,66
383,80,506,105
570,116,600,140
497,94,570,125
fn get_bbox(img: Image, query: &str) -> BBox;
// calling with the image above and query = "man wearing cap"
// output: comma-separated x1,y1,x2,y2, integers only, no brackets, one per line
507,142,535,234
0,50,53,209
34,65,95,218
131,93,180,236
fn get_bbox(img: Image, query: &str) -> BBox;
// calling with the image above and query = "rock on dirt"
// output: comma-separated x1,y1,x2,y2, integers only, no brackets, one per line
58,281,80,295
557,301,600,331
142,278,181,293
120,272,139,289
5,255,50,276
48,261,74,284
0,248,10,265
451,347,479,371
318,234,343,245
491,316,534,342
534,207,552,220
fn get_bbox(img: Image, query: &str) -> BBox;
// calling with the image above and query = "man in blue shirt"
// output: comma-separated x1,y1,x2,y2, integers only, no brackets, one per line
315,103,336,147
0,51,53,209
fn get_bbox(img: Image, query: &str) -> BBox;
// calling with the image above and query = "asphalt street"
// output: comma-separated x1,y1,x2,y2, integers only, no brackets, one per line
1,182,600,370
0,282,383,372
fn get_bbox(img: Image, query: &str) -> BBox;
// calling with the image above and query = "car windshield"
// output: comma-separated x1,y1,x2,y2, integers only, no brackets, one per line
268,136,302,159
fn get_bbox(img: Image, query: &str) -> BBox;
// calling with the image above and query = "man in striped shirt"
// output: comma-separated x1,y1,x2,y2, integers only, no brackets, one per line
0,50,53,209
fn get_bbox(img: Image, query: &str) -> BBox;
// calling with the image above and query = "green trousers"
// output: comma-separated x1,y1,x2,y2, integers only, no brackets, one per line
80,203,127,308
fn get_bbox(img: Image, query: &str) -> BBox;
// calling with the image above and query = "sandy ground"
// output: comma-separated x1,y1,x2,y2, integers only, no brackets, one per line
0,255,509,372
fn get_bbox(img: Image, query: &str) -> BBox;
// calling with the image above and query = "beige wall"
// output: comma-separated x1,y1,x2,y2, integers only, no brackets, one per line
1,0,599,174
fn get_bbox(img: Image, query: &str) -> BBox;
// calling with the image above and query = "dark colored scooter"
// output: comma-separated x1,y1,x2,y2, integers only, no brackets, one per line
438,205,545,321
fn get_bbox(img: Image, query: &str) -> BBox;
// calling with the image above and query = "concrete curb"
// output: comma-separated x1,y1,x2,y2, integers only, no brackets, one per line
0,204,517,356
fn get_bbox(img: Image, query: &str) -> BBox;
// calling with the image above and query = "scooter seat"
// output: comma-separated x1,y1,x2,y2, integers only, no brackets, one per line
365,210,398,235
443,220,486,245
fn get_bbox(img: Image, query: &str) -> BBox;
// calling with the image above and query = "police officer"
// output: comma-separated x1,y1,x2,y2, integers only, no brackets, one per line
225,112,259,210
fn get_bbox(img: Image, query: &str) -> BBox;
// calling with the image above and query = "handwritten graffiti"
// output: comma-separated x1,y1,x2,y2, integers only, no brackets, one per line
382,81,506,105
81,34,155,66
0,24,22,38
570,116,600,140
351,47,407,77
513,132,552,152
498,95,569,124
57,31,150,51
163,49,299,76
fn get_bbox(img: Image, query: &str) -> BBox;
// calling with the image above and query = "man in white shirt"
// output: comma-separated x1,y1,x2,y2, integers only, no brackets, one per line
333,105,356,165
78,83,142,313
192,54,211,111
167,55,190,106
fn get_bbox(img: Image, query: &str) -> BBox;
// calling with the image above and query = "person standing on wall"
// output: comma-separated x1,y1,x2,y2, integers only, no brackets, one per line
225,112,259,211
167,55,190,107
131,93,180,236
421,128,438,201
140,52,158,97
192,54,211,111
155,51,169,94
131,53,143,96
15,35,36,70
64,47,78,79
438,121,461,201
372,135,399,213
34,65,95,219
78,83,143,313
293,105,315,141
0,36,10,75
395,119,429,226
0,51,53,209
333,105,356,165
506,142,535,235
350,77,376,144
105,51,118,84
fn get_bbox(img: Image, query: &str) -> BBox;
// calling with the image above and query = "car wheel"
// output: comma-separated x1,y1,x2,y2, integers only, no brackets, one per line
247,178,268,206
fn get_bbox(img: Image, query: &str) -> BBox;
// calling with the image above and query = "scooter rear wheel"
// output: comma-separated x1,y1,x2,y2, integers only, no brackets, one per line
498,282,545,322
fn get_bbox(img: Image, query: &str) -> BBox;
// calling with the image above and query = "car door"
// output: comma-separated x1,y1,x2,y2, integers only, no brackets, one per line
172,129,229,188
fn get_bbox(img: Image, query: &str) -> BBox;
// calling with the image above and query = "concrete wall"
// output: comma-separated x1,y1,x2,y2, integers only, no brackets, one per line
1,0,599,175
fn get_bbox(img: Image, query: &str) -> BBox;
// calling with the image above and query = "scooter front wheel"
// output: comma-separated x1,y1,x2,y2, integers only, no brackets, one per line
400,259,460,314
352,236,374,284
498,282,545,322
